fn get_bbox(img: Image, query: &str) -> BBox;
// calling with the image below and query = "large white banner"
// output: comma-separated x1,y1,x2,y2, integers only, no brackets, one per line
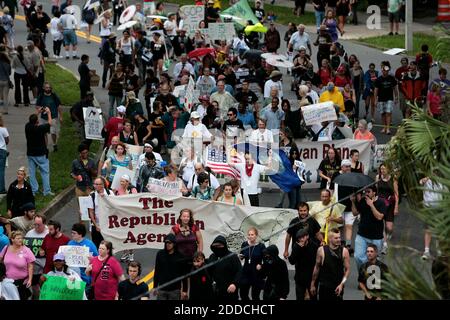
179,5,205,37
98,193,297,255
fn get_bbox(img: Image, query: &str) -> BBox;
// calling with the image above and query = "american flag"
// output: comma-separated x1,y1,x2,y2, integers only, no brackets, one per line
205,146,242,179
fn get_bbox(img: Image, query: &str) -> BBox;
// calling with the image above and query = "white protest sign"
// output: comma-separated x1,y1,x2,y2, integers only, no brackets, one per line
184,76,196,110
125,143,143,175
173,85,187,98
147,178,181,196
301,101,337,125
373,144,388,170
98,193,297,255
58,246,90,268
111,166,135,190
83,107,104,140
78,196,92,221
179,5,205,36
208,23,236,41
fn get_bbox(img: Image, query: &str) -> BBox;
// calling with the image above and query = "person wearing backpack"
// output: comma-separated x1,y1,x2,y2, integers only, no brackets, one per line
87,177,114,249
415,44,433,86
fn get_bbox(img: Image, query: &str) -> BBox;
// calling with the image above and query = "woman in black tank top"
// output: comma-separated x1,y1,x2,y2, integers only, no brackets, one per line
350,149,364,173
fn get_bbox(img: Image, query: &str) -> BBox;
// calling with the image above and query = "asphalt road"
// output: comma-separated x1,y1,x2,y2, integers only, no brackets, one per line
14,1,437,300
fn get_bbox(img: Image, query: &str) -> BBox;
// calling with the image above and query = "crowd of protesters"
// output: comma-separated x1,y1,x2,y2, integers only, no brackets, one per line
0,0,447,301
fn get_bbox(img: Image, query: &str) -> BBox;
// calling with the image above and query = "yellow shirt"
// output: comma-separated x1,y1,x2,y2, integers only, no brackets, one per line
308,201,345,233
319,89,345,113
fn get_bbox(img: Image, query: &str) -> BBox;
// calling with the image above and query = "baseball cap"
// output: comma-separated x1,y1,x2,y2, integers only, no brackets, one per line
190,111,201,119
117,105,126,114
53,253,65,261
121,174,131,182
21,202,36,212
341,159,352,167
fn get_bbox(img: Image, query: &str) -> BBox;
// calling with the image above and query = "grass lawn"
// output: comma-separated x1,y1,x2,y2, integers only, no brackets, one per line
170,0,316,26
356,33,450,63
0,64,100,216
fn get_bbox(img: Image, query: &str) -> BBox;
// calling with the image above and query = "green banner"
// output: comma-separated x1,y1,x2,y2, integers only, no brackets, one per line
221,0,260,27
40,276,86,300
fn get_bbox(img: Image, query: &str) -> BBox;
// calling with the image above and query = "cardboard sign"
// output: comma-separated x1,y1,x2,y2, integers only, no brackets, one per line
179,5,205,36
373,144,388,170
78,196,92,221
58,246,90,268
23,237,44,257
301,101,337,125
208,23,236,41
40,276,86,300
83,107,104,140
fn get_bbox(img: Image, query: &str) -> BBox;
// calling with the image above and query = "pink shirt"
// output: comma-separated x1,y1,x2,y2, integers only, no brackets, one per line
91,256,123,300
0,245,36,280
427,91,441,115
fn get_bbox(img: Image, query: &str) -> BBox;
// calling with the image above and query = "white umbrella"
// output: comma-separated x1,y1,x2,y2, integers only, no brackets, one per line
266,57,294,68
261,53,287,60
84,0,100,10
94,8,112,24
219,14,243,21
117,20,137,31
119,5,136,24
146,15,169,20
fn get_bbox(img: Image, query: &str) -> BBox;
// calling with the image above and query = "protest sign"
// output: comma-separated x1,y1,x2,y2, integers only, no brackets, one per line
208,23,236,41
173,85,187,98
147,178,181,196
125,143,143,174
23,237,44,257
98,193,297,255
58,245,90,268
83,107,104,140
111,166,135,190
301,101,337,125
78,196,92,221
373,144,388,170
40,276,86,300
179,5,205,36
184,76,197,110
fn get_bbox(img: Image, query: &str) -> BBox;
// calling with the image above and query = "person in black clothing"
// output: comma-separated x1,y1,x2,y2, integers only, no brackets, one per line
70,144,97,198
70,92,95,146
172,29,194,58
223,107,244,140
78,54,93,100
253,0,266,23
6,167,35,219
187,251,214,301
205,0,219,24
284,202,323,259
351,185,386,270
318,147,341,189
310,228,350,301
259,245,289,301
234,79,258,111
118,261,150,300
207,235,242,301
99,33,117,88
154,83,179,110
25,110,53,196
313,25,333,70
153,233,188,300
29,4,51,41
281,99,307,139
358,244,389,300
288,228,319,300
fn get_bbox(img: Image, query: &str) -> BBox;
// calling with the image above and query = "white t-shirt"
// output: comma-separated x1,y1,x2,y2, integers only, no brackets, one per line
423,179,445,208
249,129,274,144
263,79,283,98
87,190,115,225
181,159,196,183
187,172,221,190
233,163,267,195
182,122,212,140
50,17,63,41
0,127,9,150
60,13,77,30
119,37,135,55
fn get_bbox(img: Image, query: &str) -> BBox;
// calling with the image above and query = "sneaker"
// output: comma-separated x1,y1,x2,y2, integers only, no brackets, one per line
44,191,55,196
421,251,431,260
73,56,80,60
120,252,130,261
395,32,399,35
59,55,64,59
381,243,388,255
24,103,29,107
66,56,70,60
388,32,393,36
30,99,36,105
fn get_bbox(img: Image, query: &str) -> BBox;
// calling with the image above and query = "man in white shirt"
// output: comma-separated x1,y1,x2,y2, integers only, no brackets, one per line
288,24,312,56
229,151,273,206
172,53,195,80
249,118,274,145
187,162,221,198
60,7,79,59
264,70,283,99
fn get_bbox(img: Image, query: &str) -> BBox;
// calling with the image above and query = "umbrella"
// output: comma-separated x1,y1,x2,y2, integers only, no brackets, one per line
188,47,215,60
84,0,100,10
261,53,286,60
244,22,267,35
266,56,294,68
119,5,136,24
117,20,137,31
146,15,169,20
242,49,263,60
94,8,112,24
333,172,374,188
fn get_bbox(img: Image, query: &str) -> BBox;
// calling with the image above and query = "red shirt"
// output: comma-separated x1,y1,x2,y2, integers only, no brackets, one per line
41,233,70,273
105,117,125,146
427,91,441,115
91,256,123,300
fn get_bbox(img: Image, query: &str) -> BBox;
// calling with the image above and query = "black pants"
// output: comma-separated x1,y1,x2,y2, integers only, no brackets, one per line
53,40,62,56
14,279,32,300
91,227,104,249
37,72,45,96
14,73,30,104
80,84,91,100
318,285,343,301
296,282,316,301
102,62,115,88
113,7,124,26
295,0,306,14
239,284,262,301
248,194,259,207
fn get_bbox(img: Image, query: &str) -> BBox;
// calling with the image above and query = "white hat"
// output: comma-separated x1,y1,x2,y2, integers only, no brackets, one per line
121,174,131,182
117,105,126,114
341,159,352,167
190,111,201,119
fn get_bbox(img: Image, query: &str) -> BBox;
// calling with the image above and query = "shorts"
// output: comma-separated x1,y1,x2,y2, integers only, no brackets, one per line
344,211,356,225
377,100,394,114
63,29,78,46
388,11,400,23
41,118,61,136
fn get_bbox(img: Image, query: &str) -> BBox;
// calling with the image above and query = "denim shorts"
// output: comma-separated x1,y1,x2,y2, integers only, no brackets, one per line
63,30,78,46
377,100,394,113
